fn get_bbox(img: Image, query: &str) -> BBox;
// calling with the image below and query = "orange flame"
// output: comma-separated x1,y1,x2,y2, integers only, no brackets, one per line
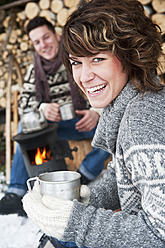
35,147,48,165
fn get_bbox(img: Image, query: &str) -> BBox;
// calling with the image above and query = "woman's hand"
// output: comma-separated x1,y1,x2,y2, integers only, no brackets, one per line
75,110,99,132
22,181,73,240
43,103,62,122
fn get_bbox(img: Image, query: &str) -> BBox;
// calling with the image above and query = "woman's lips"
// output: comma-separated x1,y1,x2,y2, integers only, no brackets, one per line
86,84,107,95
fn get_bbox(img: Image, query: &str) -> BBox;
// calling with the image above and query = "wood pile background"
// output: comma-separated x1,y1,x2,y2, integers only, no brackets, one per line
0,0,164,110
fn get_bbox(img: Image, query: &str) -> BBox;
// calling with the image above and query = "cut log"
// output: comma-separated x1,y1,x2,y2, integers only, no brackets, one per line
0,68,4,77
3,16,10,28
158,54,165,75
9,30,17,44
57,8,68,26
21,68,26,75
143,5,154,17
151,13,165,35
25,2,40,20
158,43,165,75
0,61,4,67
64,0,80,8
22,34,29,41
0,80,5,89
152,0,165,13
55,26,63,35
12,73,17,81
2,51,9,60
17,11,26,21
50,0,63,14
137,0,152,5
16,29,22,36
20,41,29,51
24,19,30,32
40,10,56,23
68,6,78,15
0,97,6,108
39,0,50,10
0,33,6,42
4,72,9,81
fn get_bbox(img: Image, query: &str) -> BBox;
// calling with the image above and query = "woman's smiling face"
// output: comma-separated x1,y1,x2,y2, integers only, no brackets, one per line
69,51,128,108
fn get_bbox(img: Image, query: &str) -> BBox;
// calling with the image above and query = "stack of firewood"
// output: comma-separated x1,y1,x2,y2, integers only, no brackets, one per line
0,0,164,108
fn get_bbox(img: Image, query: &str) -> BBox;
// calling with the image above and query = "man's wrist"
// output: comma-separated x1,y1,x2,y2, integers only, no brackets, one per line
39,103,49,113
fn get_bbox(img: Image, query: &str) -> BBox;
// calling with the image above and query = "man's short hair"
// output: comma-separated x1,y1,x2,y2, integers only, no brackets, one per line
26,16,55,35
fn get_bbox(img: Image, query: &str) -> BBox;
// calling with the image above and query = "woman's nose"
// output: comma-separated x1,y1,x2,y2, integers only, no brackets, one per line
80,65,94,83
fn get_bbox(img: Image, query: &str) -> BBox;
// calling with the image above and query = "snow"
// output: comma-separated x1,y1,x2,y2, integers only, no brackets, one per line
0,172,43,248
0,193,43,248
0,208,42,248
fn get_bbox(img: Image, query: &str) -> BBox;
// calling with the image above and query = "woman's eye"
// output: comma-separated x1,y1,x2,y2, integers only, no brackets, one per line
71,61,81,66
93,58,104,62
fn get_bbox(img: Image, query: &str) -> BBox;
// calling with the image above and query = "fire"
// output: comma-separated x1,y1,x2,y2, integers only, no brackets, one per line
35,147,48,165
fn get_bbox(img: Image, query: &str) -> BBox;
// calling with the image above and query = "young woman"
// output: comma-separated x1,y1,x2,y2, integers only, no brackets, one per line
23,0,165,247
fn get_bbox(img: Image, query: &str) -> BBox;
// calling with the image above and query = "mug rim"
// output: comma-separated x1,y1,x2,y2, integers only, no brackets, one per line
38,171,81,184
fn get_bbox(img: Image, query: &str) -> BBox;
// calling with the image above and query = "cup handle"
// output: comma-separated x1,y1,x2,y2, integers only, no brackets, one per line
27,177,38,191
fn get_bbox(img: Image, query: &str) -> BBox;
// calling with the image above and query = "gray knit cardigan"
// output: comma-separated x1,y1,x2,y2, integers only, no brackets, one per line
62,82,165,248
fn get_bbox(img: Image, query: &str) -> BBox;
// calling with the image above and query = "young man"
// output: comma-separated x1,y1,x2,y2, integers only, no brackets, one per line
0,16,110,216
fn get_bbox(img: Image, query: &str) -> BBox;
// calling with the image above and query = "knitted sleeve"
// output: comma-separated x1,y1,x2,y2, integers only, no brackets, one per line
89,162,120,211
62,198,164,248
18,64,39,116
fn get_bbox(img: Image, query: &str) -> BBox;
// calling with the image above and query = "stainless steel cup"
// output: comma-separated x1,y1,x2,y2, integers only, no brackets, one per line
60,103,75,120
27,171,81,201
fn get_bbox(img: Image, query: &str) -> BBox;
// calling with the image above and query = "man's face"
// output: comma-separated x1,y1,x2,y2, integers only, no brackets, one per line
29,25,60,60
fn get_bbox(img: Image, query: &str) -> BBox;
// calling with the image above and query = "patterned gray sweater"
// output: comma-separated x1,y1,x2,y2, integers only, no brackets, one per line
62,82,165,247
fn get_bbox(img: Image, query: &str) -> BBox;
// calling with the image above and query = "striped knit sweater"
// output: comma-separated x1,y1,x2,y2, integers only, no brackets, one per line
18,63,88,115
62,81,165,247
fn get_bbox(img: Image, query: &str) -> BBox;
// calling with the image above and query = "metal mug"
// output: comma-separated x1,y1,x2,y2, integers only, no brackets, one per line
27,171,81,201
60,102,75,120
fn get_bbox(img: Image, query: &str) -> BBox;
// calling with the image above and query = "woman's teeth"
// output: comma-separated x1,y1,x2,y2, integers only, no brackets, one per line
87,84,106,93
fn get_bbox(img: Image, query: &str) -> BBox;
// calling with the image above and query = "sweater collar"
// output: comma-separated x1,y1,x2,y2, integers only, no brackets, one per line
92,81,139,154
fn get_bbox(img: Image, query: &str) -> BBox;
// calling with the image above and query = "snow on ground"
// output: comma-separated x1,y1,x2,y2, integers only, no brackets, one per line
0,212,42,248
0,192,43,248
0,171,43,248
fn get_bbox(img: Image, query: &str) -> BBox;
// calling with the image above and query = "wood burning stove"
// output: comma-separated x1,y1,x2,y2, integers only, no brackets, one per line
13,123,77,177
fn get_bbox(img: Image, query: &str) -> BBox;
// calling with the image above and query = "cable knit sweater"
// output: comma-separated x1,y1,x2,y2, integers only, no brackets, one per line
62,82,165,247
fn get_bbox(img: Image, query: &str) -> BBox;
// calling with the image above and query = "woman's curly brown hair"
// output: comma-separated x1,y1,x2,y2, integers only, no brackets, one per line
60,0,164,92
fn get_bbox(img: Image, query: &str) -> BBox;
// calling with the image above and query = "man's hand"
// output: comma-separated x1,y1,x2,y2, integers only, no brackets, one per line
43,103,62,122
75,110,99,132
